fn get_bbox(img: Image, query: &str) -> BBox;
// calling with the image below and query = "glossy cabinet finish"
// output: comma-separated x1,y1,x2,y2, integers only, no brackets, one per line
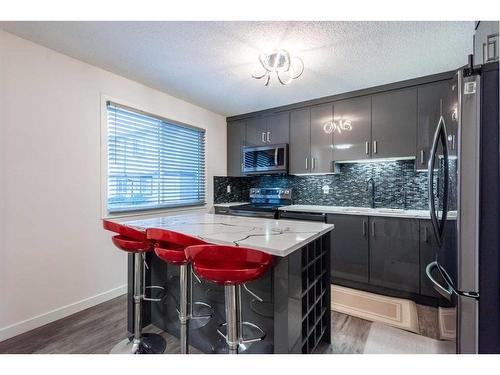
310,103,334,173
332,96,372,161
246,117,267,146
416,80,456,170
327,214,369,283
372,88,417,159
369,216,420,293
228,73,454,172
289,108,311,174
227,120,246,176
245,113,289,147
266,112,290,144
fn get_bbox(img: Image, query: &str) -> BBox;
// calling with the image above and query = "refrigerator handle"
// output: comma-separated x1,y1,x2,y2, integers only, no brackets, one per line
426,260,454,301
436,260,479,299
428,114,449,247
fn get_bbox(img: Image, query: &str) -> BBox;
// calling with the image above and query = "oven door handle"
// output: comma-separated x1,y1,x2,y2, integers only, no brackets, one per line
229,209,276,219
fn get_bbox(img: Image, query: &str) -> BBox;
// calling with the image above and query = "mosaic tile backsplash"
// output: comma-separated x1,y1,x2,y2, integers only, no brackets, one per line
214,160,457,211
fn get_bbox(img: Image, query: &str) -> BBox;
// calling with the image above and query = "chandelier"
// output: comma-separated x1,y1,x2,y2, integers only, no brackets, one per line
252,49,304,86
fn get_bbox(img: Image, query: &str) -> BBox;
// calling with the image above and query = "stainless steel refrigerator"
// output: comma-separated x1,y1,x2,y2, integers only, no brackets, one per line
426,57,499,354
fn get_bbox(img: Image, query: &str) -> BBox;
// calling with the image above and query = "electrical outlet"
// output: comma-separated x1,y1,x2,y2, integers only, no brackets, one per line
322,185,331,195
226,185,231,193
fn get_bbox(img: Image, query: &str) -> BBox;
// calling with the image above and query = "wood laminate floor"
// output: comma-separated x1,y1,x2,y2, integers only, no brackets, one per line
0,294,440,354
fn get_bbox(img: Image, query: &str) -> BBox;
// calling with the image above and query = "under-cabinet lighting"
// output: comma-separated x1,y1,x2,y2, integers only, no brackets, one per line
334,156,416,164
332,144,353,150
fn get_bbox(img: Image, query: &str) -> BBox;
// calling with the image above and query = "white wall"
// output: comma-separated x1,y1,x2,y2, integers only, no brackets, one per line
0,30,227,341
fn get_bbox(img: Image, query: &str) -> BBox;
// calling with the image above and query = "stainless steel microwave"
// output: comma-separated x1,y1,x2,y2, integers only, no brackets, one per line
242,144,288,175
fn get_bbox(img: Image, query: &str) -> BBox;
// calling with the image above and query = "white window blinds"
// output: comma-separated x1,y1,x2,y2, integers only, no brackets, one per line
106,102,206,213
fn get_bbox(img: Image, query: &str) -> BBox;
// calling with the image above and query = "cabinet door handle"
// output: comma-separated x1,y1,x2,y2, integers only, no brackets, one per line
420,149,425,165
452,134,456,150
424,226,428,243
363,220,367,237
267,131,271,143
305,157,308,170
261,132,266,143
365,141,369,155
312,157,316,170
373,140,378,154
371,221,375,237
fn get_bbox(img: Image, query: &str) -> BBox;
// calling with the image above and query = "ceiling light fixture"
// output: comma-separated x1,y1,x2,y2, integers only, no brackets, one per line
252,49,304,86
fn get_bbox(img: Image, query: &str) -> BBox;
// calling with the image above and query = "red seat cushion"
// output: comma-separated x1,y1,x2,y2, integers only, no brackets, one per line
154,245,188,265
184,245,273,285
103,219,146,241
103,220,151,253
111,235,150,253
147,228,206,265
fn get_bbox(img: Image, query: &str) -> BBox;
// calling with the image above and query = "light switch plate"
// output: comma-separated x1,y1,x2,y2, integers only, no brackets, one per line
226,185,231,193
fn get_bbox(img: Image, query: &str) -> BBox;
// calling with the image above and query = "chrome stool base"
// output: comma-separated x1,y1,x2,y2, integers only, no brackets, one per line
217,321,266,353
110,333,166,354
218,284,267,354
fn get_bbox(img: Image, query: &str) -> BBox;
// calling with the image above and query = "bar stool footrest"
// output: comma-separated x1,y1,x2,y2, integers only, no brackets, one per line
217,321,266,352
175,301,213,329
143,285,165,302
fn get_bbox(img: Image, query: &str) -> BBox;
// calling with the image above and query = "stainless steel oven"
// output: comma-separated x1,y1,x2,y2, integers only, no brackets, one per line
224,188,292,219
242,144,288,175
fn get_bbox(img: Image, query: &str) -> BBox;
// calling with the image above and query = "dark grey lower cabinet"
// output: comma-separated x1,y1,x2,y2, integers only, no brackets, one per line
369,217,420,293
328,213,456,302
419,220,457,297
327,214,369,283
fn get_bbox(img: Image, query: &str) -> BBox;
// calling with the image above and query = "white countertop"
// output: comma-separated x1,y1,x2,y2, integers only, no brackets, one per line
279,205,457,220
116,213,334,257
213,202,248,207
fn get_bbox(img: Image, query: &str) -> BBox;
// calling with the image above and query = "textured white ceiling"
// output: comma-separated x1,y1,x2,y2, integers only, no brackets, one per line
0,21,474,116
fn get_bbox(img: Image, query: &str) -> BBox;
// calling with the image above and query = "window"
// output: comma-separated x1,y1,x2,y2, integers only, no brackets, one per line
106,102,205,213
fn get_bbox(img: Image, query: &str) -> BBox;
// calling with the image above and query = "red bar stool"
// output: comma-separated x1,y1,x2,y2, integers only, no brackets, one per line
185,244,273,354
103,220,166,354
146,228,213,354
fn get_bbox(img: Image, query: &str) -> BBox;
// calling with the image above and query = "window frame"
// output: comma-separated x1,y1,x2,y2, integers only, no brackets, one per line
100,96,207,218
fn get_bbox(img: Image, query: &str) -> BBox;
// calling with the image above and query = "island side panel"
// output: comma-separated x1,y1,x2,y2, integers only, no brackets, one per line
274,231,332,354
128,231,332,353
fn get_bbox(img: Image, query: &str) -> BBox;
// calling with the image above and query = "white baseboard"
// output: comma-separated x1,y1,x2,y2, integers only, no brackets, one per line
0,285,127,342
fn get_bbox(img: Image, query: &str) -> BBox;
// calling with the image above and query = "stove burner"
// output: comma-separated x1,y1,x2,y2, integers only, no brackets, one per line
226,188,292,219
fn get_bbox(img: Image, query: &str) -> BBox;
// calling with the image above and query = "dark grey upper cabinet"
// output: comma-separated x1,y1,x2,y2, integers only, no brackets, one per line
245,117,267,146
369,217,420,293
416,80,455,170
245,113,289,146
289,108,311,174
227,120,246,176
372,88,417,159
332,96,371,161
310,103,334,173
266,112,289,144
327,214,369,283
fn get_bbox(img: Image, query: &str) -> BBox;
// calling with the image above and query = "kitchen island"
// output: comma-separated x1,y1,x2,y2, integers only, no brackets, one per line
116,213,334,354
